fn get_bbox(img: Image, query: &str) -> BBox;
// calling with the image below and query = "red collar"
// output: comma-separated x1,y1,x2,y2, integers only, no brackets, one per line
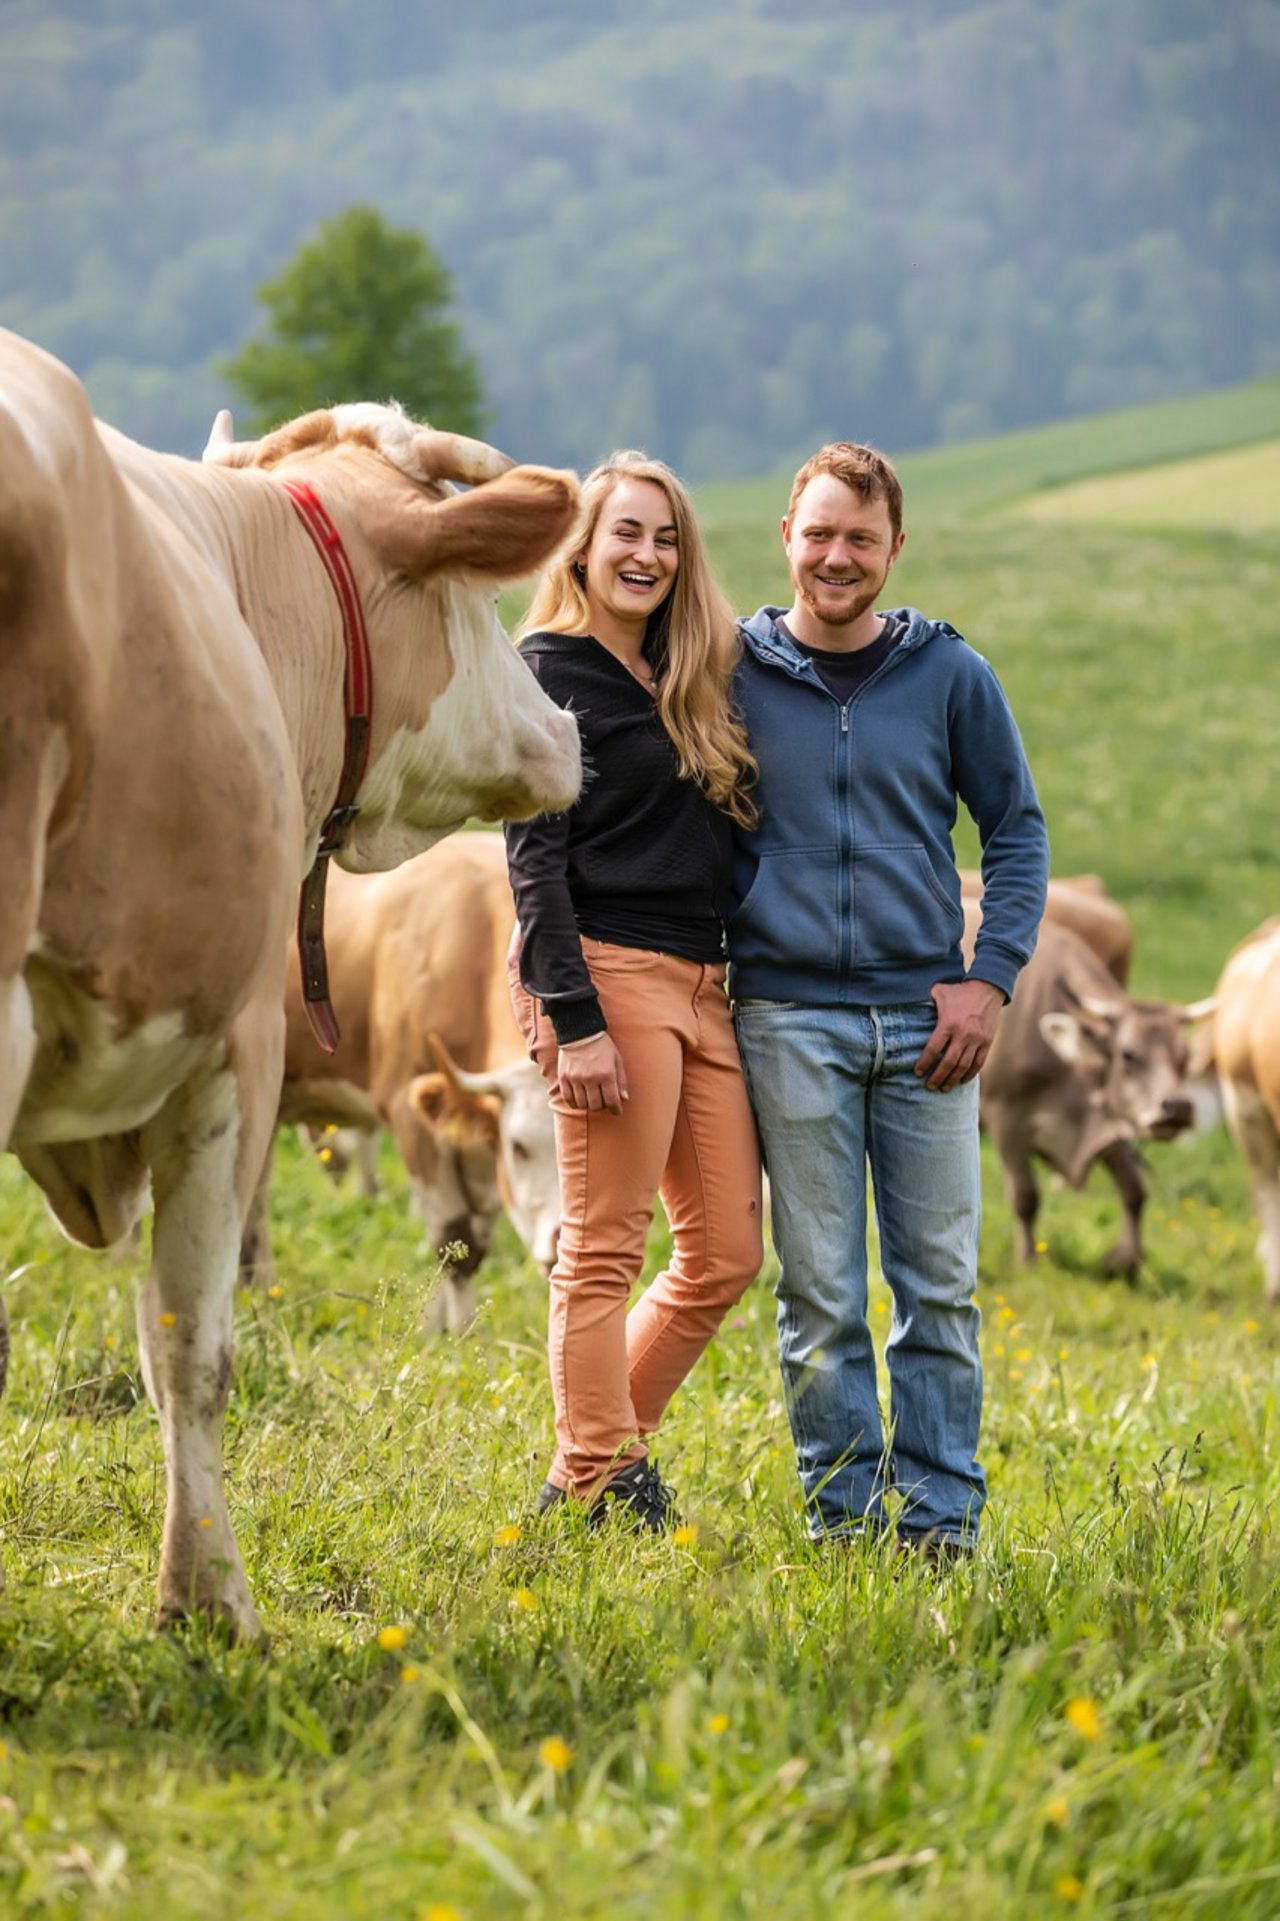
282,479,374,1053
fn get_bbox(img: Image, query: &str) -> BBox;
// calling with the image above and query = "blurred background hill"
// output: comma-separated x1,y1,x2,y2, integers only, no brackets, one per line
2,0,1277,474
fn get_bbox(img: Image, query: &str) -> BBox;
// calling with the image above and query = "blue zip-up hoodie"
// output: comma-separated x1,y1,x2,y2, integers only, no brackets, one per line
728,606,1049,1006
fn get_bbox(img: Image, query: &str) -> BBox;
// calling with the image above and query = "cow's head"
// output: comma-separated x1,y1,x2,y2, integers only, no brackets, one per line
1039,981,1199,1142
408,1037,560,1272
203,405,581,865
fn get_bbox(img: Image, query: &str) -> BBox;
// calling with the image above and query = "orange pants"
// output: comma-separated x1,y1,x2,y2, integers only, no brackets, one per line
511,937,763,1494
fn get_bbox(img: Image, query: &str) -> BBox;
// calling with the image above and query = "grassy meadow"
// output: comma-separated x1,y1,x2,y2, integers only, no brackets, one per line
2,387,1280,1917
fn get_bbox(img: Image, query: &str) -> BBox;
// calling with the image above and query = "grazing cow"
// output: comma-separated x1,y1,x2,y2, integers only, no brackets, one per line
1208,919,1280,1303
961,870,1134,985
247,832,558,1333
969,907,1202,1274
0,328,580,1639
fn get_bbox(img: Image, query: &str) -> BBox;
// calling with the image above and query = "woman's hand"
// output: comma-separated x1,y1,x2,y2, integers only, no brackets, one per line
556,1034,630,1113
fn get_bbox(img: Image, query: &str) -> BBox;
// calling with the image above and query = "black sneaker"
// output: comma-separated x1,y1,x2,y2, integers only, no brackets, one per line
587,1456,679,1533
536,1480,566,1514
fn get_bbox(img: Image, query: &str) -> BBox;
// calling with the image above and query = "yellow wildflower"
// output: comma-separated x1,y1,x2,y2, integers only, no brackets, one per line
420,1907,463,1921
1244,1319,1260,1335
493,1524,523,1548
401,1665,421,1684
159,1312,176,1329
1065,1697,1101,1741
511,1588,538,1613
377,1624,408,1653
1045,1794,1069,1826
672,1523,700,1548
1056,1876,1083,1902
707,1713,730,1737
538,1735,573,1774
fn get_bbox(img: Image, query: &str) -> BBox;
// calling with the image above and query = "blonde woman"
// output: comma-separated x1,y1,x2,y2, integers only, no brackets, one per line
505,451,763,1528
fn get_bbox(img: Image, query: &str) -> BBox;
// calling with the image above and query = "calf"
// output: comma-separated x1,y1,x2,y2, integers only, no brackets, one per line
974,913,1201,1274
248,833,558,1331
1209,919,1280,1303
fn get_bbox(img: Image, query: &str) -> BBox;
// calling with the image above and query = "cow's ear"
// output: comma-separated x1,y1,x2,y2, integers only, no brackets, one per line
377,467,580,584
1040,1011,1110,1073
407,1074,501,1147
407,1072,451,1129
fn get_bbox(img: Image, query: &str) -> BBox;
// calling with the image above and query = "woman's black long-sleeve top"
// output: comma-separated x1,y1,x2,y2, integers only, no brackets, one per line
503,631,733,1045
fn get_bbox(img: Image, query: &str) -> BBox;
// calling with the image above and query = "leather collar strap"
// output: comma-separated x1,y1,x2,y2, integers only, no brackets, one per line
282,478,374,1054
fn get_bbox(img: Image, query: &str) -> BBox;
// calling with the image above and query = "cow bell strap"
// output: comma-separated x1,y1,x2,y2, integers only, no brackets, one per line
282,478,374,1054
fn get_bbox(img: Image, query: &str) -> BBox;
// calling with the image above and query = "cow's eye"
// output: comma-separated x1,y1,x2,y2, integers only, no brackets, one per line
512,1141,531,1162
1122,1048,1143,1069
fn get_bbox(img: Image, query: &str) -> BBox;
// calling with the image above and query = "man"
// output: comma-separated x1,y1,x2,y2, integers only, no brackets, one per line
729,442,1049,1554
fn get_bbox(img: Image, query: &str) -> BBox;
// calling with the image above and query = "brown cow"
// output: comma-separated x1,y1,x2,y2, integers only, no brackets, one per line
1209,919,1280,1303
961,870,1134,985
247,833,558,1333
0,329,580,1638
969,907,1202,1274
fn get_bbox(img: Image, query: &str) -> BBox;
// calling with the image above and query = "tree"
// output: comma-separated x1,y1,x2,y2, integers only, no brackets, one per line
220,205,486,434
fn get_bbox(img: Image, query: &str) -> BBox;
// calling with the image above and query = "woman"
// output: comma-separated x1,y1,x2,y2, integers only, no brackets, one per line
504,450,763,1529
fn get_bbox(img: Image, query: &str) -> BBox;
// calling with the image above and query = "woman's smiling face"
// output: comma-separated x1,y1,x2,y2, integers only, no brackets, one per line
580,475,679,631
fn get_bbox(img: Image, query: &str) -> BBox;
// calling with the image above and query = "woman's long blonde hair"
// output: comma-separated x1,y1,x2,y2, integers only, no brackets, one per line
518,450,758,828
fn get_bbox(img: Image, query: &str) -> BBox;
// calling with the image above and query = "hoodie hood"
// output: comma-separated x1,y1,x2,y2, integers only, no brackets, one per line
738,606,958,676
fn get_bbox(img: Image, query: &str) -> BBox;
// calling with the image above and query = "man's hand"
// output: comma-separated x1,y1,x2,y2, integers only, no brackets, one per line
556,1033,630,1113
914,979,1004,1092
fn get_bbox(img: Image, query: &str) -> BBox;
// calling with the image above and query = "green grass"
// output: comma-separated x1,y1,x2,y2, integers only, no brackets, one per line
5,391,1280,1915
1018,440,1280,533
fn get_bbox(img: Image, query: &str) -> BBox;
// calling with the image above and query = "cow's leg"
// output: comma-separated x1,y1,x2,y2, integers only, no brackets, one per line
138,1000,283,1641
1221,1079,1280,1305
1097,1140,1146,1276
139,1061,258,1636
0,975,36,1154
238,1131,277,1285
984,1111,1041,1263
353,1128,380,1198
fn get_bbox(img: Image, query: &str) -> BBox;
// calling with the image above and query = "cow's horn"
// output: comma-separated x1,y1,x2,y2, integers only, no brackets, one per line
411,429,515,487
1179,995,1218,1023
427,1031,506,1097
1060,976,1124,1022
203,410,263,467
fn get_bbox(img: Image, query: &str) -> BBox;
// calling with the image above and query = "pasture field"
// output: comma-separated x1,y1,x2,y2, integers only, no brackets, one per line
1017,441,1280,536
3,401,1280,1917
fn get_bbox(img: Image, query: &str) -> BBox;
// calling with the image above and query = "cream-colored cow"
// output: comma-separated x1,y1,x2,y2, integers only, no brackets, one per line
0,329,580,1640
1209,919,1280,1303
247,833,559,1333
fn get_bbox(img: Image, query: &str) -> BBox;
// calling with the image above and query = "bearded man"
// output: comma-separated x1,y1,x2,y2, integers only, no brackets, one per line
728,441,1049,1556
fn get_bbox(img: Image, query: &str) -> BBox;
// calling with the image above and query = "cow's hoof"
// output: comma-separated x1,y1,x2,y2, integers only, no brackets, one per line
155,1596,269,1648
1101,1248,1141,1280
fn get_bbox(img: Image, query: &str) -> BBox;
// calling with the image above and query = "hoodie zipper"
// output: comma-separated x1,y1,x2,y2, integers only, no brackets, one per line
745,626,922,991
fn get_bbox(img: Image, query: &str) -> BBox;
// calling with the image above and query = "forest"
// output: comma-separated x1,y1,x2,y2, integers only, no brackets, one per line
2,0,1277,476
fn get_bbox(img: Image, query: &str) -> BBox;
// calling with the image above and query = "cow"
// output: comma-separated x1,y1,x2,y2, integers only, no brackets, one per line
245,832,558,1333
1207,919,1280,1303
961,870,1134,985
969,906,1204,1275
0,327,581,1639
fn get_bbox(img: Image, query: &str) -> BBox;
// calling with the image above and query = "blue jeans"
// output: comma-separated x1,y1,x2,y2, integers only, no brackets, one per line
735,999,986,1546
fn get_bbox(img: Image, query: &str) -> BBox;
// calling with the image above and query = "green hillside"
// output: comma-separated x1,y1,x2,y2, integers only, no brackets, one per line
1020,439,1280,532
2,1,1277,474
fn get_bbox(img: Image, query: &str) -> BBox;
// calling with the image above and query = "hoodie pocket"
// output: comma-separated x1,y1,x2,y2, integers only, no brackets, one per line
730,848,839,969
852,846,964,967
